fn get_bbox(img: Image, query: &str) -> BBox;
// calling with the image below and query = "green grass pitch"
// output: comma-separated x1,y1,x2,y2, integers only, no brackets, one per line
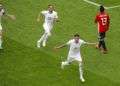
0,0,120,86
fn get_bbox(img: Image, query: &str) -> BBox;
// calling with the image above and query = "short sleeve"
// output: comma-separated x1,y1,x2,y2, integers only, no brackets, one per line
41,10,47,15
66,40,72,45
80,40,86,45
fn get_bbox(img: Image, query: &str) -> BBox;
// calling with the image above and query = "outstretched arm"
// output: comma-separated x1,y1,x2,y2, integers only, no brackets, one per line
2,9,16,20
37,11,45,22
5,14,16,20
54,44,67,49
85,42,97,45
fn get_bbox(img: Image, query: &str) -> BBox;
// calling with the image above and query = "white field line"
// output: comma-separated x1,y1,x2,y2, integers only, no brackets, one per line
83,0,120,10
83,0,101,7
106,5,120,9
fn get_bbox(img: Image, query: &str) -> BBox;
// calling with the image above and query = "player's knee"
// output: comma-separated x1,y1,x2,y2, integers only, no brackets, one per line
45,32,51,37
99,37,104,41
48,32,51,36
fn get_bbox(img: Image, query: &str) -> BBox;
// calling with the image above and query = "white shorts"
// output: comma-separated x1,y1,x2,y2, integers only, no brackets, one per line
67,56,82,63
67,51,82,62
43,23,53,35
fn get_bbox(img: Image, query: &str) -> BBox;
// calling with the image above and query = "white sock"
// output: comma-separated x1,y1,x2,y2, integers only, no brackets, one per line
79,62,84,79
38,33,46,43
42,33,48,45
63,61,69,66
0,36,2,47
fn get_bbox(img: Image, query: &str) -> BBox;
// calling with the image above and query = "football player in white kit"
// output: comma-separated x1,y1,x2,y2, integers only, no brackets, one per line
0,4,15,49
55,34,96,82
37,5,58,48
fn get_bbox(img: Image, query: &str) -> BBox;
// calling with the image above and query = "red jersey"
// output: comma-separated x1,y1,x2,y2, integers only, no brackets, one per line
95,12,110,33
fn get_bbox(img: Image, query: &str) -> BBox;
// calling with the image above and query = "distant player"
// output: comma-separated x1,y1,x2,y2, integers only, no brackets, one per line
95,5,110,54
55,34,96,82
37,5,58,48
0,4,16,49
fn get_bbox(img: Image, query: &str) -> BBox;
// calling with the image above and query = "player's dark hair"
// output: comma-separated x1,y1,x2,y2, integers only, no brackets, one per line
74,34,80,37
100,5,105,12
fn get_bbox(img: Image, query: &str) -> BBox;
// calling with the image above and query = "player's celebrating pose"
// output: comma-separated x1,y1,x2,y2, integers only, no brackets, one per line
0,4,16,49
55,34,96,82
37,5,58,48
95,5,110,54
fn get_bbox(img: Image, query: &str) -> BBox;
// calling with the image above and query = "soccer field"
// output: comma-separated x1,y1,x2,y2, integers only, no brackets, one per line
1,0,120,86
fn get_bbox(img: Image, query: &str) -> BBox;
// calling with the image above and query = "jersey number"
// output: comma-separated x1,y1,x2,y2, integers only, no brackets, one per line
101,18,107,25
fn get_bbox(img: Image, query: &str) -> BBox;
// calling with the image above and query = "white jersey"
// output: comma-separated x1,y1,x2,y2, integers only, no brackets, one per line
41,10,58,26
66,39,86,58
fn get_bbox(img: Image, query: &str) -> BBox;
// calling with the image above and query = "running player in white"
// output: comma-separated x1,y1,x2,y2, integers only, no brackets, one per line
0,4,16,49
37,5,58,48
55,34,96,82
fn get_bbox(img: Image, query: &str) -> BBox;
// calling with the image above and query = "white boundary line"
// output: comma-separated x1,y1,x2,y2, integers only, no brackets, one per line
83,0,120,10
83,0,100,7
106,5,120,9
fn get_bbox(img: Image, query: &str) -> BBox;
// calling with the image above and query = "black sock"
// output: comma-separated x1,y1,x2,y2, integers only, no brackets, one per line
101,40,107,50
98,41,102,48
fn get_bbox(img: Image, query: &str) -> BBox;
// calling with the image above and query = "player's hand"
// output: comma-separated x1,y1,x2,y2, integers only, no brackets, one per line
53,47,59,52
37,18,40,22
9,15,16,20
